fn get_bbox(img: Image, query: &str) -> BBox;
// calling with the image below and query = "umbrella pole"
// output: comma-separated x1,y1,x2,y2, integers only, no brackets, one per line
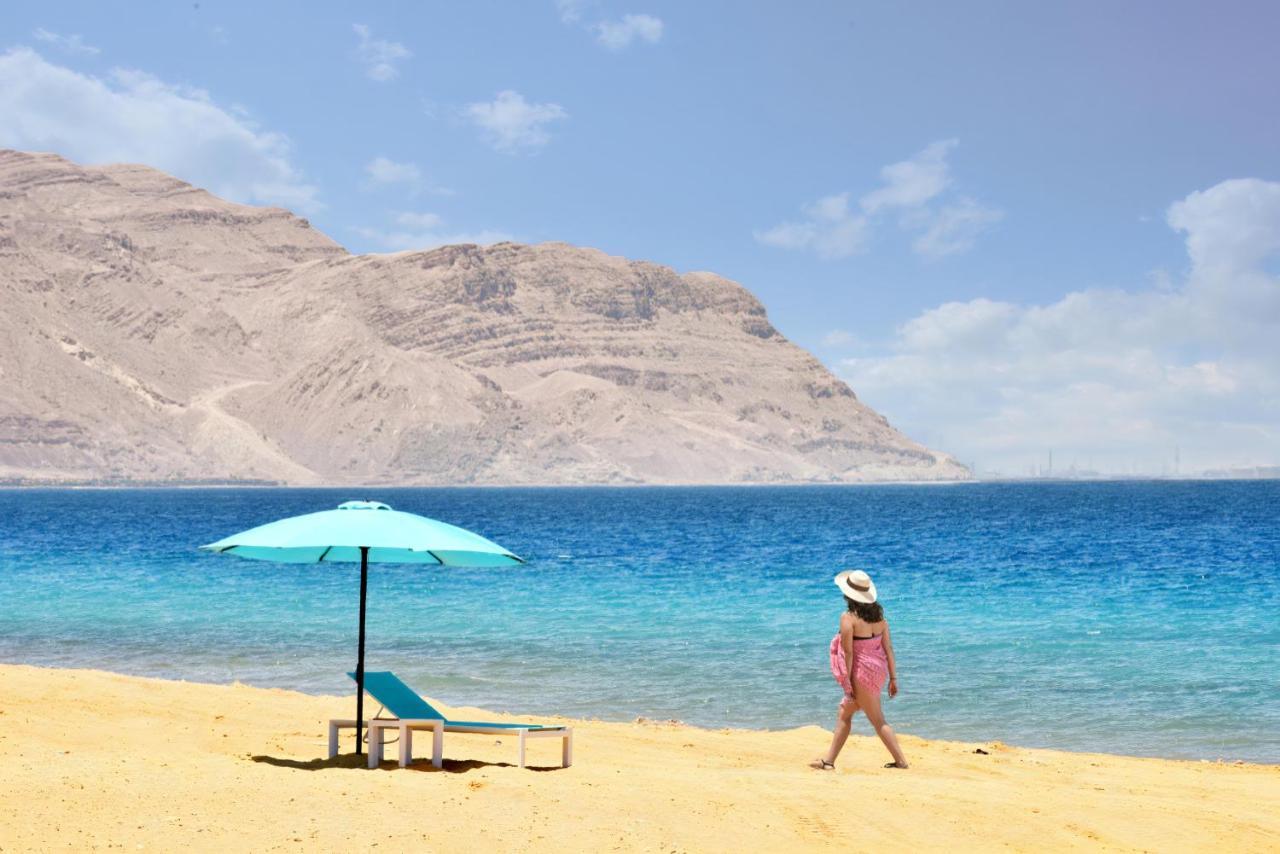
355,546,369,755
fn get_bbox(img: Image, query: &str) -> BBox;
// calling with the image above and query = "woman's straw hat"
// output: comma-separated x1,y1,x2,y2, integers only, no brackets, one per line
834,569,877,604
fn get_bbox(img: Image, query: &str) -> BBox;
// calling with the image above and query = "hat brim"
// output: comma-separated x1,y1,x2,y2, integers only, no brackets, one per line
834,571,877,604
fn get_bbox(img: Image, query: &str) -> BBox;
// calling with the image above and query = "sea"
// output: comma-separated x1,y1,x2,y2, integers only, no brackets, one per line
1,482,1276,763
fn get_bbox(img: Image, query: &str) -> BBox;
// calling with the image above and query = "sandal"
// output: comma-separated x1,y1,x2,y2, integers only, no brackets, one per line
809,758,835,771
884,761,909,769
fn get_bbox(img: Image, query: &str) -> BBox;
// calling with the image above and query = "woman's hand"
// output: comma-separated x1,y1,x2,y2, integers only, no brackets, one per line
888,676,899,698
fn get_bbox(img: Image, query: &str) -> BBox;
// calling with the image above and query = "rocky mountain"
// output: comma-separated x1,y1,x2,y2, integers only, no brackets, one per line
0,149,968,484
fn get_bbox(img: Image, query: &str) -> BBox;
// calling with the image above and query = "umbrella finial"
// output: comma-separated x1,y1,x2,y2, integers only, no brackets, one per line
338,500,392,511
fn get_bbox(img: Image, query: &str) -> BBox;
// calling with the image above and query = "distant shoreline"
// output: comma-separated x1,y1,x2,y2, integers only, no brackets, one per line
1,475,1276,489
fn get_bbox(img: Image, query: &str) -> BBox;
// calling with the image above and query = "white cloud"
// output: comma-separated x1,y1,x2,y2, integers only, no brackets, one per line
365,156,420,187
557,3,663,50
355,211,516,252
860,139,955,214
594,14,664,50
353,24,410,82
754,192,868,259
837,178,1280,474
0,47,319,211
912,198,1004,258
1168,179,1280,279
392,211,444,230
33,28,99,56
758,139,1001,260
464,90,567,154
556,0,590,23
822,329,857,348
362,156,452,196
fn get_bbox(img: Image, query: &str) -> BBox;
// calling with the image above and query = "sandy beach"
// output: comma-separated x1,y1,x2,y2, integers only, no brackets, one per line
1,665,1276,852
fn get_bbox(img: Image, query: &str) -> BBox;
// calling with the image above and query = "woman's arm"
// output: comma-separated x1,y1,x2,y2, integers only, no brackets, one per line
842,616,857,690
883,621,899,698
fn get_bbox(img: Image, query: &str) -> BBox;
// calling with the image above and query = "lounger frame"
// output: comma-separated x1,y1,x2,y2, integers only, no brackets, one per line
327,717,573,770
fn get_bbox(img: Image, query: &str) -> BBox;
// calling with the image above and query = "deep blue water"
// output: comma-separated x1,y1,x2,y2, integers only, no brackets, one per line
1,483,1277,762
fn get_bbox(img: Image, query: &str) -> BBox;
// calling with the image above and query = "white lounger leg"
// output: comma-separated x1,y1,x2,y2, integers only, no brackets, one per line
327,720,361,759
562,730,573,768
368,724,383,770
518,729,527,769
432,724,443,768
400,725,412,768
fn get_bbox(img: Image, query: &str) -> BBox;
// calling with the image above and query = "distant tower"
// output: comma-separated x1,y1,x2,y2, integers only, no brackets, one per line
1175,445,1181,476
1048,450,1053,476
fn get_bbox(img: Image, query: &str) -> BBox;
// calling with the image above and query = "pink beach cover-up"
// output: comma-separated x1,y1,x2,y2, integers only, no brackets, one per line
829,633,889,701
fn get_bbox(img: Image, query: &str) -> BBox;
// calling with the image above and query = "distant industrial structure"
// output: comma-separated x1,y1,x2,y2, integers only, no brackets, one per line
974,446,1280,482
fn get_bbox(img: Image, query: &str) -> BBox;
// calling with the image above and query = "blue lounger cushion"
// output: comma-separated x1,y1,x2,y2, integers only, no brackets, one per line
349,671,564,730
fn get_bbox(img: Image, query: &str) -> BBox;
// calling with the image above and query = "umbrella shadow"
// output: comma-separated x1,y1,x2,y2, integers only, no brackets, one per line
248,753,368,771
249,754,563,773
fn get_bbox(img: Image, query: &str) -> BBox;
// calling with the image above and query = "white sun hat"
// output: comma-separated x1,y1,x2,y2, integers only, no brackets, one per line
834,569,877,604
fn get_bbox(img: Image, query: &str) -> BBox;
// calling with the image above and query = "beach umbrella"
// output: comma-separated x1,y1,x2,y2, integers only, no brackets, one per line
200,500,523,754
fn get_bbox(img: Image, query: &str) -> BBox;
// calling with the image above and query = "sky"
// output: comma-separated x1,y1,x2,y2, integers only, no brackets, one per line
1,1,1277,475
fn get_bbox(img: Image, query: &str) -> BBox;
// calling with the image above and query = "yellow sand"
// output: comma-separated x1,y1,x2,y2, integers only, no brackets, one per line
1,665,1276,852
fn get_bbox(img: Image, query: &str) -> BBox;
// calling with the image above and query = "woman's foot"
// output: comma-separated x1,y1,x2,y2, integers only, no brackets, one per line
809,758,835,770
883,761,909,769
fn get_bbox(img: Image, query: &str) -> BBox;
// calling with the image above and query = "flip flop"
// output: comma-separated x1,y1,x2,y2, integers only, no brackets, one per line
809,758,835,771
883,761,909,769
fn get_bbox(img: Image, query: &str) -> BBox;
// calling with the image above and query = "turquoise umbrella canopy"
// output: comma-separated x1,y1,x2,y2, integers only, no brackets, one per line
200,500,523,566
200,500,523,755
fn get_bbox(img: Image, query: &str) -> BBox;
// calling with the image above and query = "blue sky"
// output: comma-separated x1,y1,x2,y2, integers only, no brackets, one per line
2,1,1278,474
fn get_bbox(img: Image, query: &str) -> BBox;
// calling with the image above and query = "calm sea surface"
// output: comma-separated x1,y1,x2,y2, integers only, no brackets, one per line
1,483,1276,762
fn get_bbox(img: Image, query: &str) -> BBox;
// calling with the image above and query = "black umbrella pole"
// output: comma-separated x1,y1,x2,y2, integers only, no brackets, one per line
355,546,369,755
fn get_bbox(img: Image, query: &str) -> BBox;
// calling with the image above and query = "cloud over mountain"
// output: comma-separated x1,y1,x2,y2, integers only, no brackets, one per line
0,47,319,212
756,140,1001,260
839,178,1280,473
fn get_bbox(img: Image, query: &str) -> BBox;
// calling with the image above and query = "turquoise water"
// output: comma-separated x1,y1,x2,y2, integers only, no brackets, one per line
1,483,1277,762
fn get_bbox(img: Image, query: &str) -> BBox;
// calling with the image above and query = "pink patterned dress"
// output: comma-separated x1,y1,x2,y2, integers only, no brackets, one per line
829,632,889,704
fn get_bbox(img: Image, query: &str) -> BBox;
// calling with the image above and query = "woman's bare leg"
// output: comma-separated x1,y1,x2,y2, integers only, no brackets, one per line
812,699,858,767
854,684,908,768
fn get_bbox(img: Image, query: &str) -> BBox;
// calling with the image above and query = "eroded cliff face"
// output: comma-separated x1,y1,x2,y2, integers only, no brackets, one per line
0,149,969,484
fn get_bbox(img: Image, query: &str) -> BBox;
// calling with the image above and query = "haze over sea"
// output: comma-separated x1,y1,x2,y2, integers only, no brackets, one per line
1,482,1276,763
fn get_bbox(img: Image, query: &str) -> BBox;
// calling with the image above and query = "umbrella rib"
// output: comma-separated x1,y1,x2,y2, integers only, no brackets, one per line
426,550,445,565
317,546,333,563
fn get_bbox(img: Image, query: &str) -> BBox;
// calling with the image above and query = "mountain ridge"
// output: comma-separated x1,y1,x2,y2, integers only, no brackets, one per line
0,149,969,484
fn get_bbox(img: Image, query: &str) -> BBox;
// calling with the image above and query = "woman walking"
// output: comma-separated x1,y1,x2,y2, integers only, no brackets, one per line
811,569,909,770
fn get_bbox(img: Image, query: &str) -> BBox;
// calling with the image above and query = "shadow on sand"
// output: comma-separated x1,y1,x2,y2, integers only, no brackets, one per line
248,754,562,773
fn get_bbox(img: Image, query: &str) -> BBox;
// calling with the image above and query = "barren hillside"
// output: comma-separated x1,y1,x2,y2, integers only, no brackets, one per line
0,149,968,484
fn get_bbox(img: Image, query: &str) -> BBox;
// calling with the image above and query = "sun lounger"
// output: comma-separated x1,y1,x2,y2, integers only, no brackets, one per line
327,671,573,770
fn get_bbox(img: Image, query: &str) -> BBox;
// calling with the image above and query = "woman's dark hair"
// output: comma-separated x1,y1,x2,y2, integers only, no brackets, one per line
845,596,884,623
